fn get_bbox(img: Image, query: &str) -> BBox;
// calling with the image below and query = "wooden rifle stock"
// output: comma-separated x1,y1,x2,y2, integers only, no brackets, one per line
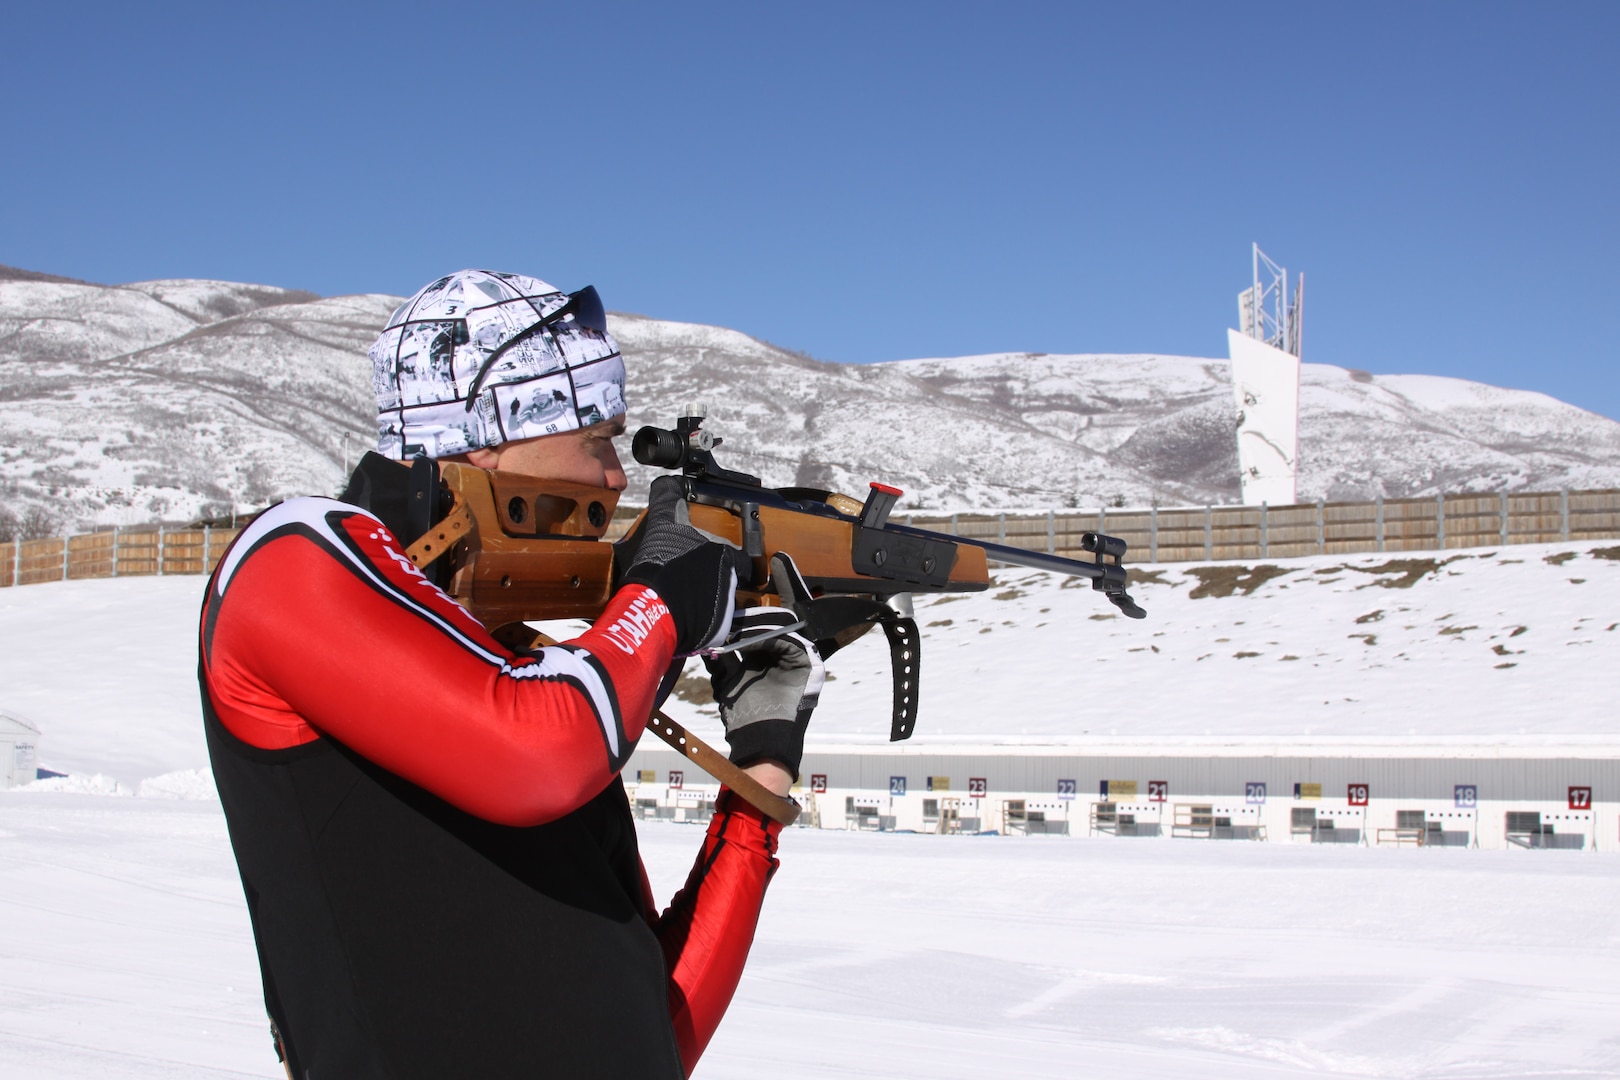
414,463,819,824
408,445,1144,821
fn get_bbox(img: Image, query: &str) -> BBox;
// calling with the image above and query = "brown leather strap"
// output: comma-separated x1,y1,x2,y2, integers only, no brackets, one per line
516,630,799,826
646,710,801,826
404,492,475,569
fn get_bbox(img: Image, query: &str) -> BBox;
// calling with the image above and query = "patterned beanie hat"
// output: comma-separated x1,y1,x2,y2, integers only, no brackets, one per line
370,269,627,459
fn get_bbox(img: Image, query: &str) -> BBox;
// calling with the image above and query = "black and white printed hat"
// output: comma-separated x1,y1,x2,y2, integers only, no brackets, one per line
370,269,627,459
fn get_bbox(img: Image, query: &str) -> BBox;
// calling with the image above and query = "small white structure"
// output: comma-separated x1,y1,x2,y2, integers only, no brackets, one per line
1228,329,1300,506
1,711,42,788
1231,243,1303,506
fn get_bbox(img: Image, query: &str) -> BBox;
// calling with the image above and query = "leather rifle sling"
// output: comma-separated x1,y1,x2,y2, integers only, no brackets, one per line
402,494,799,826
517,629,799,827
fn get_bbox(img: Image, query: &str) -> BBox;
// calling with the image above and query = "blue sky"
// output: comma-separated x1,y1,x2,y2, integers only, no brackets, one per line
4,2,1617,419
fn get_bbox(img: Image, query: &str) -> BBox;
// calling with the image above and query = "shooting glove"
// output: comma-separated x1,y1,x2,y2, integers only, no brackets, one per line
706,607,824,780
621,476,750,654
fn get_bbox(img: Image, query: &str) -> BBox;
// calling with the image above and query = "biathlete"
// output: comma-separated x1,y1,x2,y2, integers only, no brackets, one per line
199,269,823,1079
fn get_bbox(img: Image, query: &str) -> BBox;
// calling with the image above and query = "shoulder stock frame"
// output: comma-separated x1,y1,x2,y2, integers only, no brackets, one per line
432,462,622,627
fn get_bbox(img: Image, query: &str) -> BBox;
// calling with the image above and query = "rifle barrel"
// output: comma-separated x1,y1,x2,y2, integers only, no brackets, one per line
886,525,1127,584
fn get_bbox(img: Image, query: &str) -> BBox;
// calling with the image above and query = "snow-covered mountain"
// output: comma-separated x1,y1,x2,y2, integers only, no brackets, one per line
4,266,1619,529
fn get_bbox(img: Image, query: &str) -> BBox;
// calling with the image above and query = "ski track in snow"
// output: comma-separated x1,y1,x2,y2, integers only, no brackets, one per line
0,544,1617,1077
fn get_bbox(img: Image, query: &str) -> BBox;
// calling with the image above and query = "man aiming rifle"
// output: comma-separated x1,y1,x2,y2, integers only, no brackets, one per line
199,269,819,1078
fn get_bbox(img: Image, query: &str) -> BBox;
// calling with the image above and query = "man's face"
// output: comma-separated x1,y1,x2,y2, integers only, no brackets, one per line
462,418,628,491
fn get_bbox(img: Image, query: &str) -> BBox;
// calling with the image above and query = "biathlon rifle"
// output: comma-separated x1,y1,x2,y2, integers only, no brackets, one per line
402,407,1145,822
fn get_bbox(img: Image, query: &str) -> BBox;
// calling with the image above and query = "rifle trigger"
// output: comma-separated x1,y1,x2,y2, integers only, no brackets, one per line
703,619,808,657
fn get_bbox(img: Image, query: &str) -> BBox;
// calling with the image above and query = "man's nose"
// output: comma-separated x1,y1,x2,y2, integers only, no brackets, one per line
603,443,628,492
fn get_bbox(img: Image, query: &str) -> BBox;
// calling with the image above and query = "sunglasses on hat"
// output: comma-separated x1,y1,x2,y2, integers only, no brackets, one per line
463,286,606,411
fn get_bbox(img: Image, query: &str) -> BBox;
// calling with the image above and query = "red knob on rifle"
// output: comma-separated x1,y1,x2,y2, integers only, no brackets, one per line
861,483,903,529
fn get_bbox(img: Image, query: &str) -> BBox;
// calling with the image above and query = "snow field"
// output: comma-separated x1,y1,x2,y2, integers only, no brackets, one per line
2,792,1617,1079
1,540,1617,787
666,824,1620,1078
0,795,269,1079
0,576,209,785
663,539,1620,746
0,542,1617,1076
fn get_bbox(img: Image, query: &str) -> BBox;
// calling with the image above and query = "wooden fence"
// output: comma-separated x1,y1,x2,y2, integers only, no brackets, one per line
907,488,1620,565
0,527,239,588
3,488,1619,589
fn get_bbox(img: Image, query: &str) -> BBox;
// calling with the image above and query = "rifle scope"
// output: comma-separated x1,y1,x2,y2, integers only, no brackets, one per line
1081,532,1128,560
631,426,685,469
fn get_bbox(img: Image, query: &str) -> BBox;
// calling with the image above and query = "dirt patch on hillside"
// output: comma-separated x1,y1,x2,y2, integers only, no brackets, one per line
1185,564,1293,599
1589,546,1620,562
1346,556,1469,589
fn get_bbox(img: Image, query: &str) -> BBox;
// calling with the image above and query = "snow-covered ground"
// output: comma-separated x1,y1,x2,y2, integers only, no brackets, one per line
3,541,1616,787
3,793,1616,1079
654,539,1620,752
2,542,1617,1077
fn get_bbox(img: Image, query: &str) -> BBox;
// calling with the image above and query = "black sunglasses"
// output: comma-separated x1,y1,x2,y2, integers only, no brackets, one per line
463,286,606,411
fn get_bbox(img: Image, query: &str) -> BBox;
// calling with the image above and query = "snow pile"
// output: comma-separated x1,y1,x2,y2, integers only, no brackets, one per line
20,772,131,795
137,768,218,800
20,769,218,800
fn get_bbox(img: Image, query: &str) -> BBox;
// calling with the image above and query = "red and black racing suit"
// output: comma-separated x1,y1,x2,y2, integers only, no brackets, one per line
199,486,779,1079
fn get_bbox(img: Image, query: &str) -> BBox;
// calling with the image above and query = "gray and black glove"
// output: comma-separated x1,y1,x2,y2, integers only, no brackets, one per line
705,607,825,779
621,476,751,654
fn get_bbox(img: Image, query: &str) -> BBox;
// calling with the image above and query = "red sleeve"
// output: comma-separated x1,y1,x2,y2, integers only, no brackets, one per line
199,498,676,827
647,788,783,1075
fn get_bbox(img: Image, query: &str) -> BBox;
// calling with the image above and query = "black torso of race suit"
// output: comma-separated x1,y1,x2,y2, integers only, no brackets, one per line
203,710,682,1079
201,457,686,1079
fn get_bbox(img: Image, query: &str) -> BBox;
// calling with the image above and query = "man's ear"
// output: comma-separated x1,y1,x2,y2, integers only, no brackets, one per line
464,447,501,469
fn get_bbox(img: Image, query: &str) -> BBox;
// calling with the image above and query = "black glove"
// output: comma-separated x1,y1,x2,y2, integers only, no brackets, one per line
705,607,824,779
621,476,750,654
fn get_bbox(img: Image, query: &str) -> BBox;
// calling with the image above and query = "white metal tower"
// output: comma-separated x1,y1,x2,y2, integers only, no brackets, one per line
1229,243,1303,506
1237,243,1304,358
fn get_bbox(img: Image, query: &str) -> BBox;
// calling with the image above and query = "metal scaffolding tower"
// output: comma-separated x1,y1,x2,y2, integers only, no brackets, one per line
1237,243,1304,359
